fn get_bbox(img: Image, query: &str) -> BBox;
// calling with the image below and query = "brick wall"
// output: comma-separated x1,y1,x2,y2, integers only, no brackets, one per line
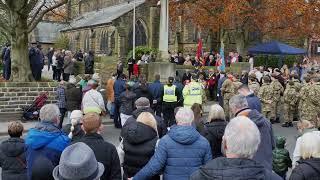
0,82,58,113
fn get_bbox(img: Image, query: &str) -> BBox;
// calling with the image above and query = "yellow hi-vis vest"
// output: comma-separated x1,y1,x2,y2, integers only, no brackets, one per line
163,85,177,102
183,82,202,107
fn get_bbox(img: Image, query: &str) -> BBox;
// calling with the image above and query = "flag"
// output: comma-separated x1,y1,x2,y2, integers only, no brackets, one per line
219,47,225,71
196,38,203,59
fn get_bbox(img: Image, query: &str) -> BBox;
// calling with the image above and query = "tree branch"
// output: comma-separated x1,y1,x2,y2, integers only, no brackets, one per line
27,0,68,33
27,0,46,27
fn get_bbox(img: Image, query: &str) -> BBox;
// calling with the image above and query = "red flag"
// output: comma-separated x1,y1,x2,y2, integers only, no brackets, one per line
196,38,203,59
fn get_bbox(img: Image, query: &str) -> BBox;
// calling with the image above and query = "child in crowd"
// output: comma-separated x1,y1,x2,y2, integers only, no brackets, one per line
272,136,292,179
0,121,27,180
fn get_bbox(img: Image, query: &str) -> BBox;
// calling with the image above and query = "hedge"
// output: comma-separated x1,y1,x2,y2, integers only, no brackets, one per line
253,55,303,68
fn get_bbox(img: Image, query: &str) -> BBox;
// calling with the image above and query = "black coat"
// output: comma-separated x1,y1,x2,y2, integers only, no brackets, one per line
123,107,167,138
202,120,227,158
191,157,282,180
62,124,85,142
0,138,27,180
74,133,121,180
84,55,94,74
290,158,320,180
121,121,159,179
65,84,82,111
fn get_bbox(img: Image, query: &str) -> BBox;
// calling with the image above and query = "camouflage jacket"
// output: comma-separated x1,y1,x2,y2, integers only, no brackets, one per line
298,83,311,109
221,79,235,99
291,79,302,92
233,80,243,93
283,84,299,106
271,80,284,100
258,83,275,104
249,82,260,96
305,82,320,111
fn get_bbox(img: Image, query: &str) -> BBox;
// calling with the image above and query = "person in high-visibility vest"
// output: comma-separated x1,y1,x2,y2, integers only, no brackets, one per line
162,76,180,127
183,74,203,108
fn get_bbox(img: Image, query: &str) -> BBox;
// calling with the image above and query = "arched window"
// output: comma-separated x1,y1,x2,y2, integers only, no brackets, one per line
128,19,147,50
84,34,90,52
100,31,108,53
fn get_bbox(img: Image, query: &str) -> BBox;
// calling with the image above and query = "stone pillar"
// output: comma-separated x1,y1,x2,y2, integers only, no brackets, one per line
117,27,127,61
158,0,169,61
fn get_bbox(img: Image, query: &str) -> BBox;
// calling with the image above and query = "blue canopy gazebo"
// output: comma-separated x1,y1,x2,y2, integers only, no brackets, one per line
248,41,307,67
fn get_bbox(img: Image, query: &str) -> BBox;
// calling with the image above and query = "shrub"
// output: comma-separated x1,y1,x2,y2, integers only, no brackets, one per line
54,34,70,50
127,46,158,61
254,55,303,68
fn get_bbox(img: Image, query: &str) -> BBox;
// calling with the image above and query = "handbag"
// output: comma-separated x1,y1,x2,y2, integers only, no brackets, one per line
117,137,125,164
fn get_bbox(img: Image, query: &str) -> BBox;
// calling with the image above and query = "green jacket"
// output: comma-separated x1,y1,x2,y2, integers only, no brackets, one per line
272,137,292,173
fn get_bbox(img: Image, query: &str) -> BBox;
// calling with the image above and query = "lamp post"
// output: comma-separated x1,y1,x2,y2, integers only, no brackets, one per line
133,0,136,60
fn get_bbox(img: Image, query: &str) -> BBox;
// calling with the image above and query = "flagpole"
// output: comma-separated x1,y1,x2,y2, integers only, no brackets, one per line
133,0,136,60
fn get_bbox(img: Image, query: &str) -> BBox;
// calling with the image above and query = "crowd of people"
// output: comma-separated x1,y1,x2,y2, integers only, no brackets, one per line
0,54,319,179
1,43,95,81
1,42,320,179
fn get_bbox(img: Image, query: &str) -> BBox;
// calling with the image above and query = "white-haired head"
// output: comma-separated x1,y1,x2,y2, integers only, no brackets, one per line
229,94,249,116
39,104,60,125
175,107,194,125
208,104,226,122
223,116,260,159
300,132,320,159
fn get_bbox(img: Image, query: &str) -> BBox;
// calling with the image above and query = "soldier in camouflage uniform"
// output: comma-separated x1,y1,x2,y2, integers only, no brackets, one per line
233,74,243,92
258,76,275,122
282,81,299,127
271,73,284,123
298,76,311,120
303,76,320,128
248,73,260,96
221,74,236,120
290,74,302,121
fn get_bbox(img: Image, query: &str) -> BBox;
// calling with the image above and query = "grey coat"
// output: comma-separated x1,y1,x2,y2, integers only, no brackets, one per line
63,55,74,74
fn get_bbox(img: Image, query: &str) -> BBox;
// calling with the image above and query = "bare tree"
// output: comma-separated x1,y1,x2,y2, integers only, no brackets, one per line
0,0,68,82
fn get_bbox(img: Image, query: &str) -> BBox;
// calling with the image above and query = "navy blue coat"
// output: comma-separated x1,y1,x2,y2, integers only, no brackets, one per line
248,110,275,171
29,47,43,66
114,79,126,101
133,125,212,180
246,93,262,113
148,80,163,102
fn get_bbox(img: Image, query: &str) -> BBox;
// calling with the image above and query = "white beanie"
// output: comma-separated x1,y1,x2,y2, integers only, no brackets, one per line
68,110,83,139
70,110,83,121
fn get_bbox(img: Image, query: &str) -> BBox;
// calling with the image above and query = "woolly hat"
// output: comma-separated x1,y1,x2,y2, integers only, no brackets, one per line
82,113,101,133
135,97,150,108
70,110,83,121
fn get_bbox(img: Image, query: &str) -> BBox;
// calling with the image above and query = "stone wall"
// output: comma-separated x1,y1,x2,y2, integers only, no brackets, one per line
0,82,58,113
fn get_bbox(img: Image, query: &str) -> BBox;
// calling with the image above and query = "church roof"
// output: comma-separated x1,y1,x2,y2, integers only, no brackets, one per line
61,0,145,31
33,21,67,43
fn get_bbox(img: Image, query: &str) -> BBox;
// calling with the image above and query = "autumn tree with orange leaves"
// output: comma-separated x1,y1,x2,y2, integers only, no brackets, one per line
170,0,320,54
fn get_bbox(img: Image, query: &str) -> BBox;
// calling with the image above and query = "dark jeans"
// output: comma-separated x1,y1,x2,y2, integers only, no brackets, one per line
113,100,122,128
63,73,70,82
4,60,11,80
208,86,216,101
56,69,62,81
52,66,57,80
32,67,42,81
162,102,177,127
2,61,5,79
59,108,66,128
